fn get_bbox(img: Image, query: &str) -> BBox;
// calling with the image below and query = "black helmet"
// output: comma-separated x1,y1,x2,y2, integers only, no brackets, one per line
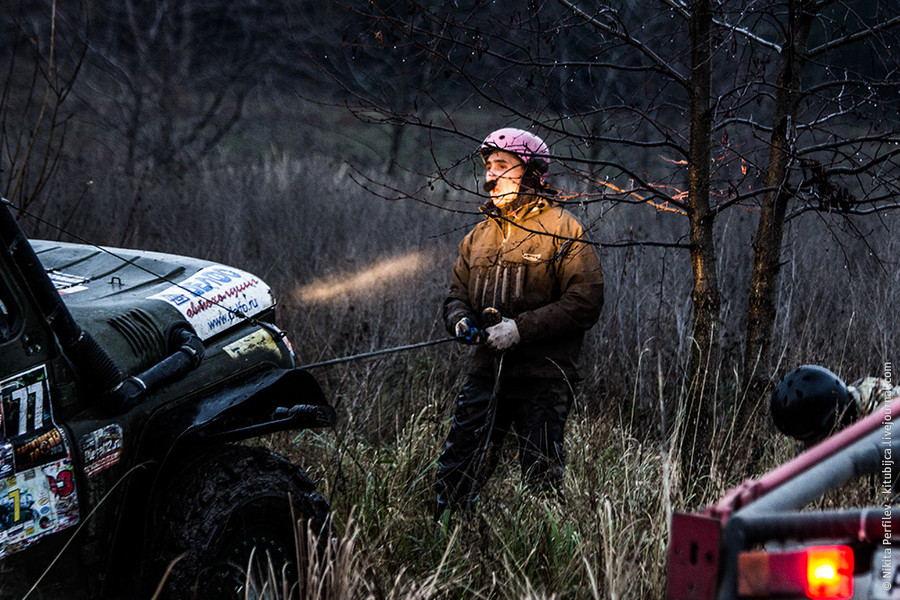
770,365,856,443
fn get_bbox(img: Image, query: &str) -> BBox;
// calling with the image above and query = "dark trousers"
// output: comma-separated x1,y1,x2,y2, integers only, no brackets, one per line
434,374,573,514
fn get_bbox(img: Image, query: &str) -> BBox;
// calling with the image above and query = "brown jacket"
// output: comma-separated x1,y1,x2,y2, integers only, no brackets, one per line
443,197,604,380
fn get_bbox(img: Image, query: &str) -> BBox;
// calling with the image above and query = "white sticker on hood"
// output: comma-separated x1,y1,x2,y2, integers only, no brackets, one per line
149,266,273,339
47,271,89,294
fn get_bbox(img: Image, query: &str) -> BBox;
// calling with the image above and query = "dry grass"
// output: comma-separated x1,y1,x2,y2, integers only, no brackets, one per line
27,151,900,599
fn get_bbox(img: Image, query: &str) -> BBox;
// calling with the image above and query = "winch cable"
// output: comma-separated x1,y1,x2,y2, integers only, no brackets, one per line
297,336,459,370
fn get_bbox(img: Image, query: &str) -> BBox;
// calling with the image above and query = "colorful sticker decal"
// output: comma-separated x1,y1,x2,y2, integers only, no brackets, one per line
149,266,273,340
79,425,124,478
0,366,79,559
0,443,12,479
223,328,281,361
0,458,79,559
1,366,53,443
13,427,67,471
47,270,89,295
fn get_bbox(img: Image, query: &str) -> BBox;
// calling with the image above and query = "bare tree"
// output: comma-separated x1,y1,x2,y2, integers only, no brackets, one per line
743,0,900,392
7,0,896,484
5,0,308,178
75,0,259,175
684,0,717,483
322,0,900,483
0,0,84,213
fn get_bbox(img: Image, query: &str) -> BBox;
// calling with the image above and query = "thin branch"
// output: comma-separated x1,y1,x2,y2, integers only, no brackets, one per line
808,14,900,58
556,0,689,88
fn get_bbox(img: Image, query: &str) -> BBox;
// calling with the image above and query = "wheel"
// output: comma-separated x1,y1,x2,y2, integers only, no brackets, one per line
147,445,330,600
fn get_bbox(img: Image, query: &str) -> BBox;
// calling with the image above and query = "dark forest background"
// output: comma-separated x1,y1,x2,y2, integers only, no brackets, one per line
2,1,899,597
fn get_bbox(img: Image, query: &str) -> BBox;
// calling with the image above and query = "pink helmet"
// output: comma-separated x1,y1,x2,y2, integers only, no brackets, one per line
479,128,550,172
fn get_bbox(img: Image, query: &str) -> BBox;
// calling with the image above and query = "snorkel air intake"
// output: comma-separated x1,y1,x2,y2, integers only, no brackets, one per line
0,199,124,394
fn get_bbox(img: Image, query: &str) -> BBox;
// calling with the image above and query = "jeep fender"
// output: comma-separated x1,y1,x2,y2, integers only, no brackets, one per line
99,367,335,596
140,367,334,461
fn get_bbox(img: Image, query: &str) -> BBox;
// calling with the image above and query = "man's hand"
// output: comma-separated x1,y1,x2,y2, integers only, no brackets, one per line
485,317,519,352
455,317,482,344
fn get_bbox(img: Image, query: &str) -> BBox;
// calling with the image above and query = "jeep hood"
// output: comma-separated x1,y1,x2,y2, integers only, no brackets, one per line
32,240,275,362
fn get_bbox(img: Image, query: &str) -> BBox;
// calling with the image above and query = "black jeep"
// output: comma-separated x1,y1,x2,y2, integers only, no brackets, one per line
0,200,335,599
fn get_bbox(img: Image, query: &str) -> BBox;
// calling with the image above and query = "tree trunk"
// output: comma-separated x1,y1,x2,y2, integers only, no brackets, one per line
681,0,718,489
743,1,815,406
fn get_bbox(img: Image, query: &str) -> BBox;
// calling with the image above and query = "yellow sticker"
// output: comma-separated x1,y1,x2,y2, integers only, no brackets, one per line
224,328,280,360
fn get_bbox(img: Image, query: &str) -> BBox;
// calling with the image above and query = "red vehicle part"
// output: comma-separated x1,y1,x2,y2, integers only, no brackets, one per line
735,545,853,599
667,398,900,600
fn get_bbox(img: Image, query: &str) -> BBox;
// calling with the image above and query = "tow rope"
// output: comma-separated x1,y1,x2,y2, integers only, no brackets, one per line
297,336,459,370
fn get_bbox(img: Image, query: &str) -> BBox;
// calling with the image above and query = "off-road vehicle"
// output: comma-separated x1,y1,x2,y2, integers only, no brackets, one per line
0,199,335,599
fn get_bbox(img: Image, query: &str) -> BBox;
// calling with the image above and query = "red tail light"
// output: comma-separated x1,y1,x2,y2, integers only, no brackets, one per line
806,546,853,600
738,544,853,599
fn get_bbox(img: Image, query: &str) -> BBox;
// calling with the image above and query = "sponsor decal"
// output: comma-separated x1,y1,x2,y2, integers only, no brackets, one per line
13,427,67,471
0,443,12,479
79,425,124,478
0,458,79,559
149,266,273,340
1,366,52,439
0,366,81,558
47,270,89,294
223,328,281,361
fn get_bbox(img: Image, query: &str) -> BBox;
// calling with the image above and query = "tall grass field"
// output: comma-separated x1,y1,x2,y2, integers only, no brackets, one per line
26,147,897,599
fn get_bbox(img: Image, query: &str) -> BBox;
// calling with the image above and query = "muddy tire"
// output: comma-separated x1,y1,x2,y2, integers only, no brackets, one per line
147,445,330,600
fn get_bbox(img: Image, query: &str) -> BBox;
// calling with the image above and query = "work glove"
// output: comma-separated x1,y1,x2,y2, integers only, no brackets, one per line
454,317,482,344
485,317,519,352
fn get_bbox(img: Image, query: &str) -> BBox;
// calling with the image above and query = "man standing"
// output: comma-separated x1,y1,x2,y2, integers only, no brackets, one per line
436,127,604,517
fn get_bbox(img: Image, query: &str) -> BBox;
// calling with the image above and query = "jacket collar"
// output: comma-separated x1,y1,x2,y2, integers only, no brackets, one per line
480,194,550,223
